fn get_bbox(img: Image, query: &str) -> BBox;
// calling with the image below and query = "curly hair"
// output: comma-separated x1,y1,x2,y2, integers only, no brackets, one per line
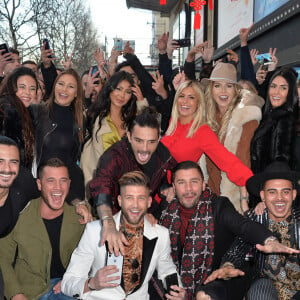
0,67,37,164
47,68,84,143
85,71,137,141
205,81,241,141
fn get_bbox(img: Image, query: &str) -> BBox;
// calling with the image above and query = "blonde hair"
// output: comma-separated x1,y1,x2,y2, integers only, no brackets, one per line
205,81,241,141
166,80,206,138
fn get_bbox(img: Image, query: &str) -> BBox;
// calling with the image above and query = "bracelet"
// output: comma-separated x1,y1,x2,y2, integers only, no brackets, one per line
240,196,249,203
87,277,96,291
101,215,113,222
221,262,234,269
75,200,88,208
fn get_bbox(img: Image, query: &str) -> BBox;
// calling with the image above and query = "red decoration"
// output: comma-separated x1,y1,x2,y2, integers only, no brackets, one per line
190,0,214,30
160,0,166,4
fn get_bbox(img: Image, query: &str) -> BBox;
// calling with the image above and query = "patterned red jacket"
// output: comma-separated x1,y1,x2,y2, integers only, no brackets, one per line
89,137,177,218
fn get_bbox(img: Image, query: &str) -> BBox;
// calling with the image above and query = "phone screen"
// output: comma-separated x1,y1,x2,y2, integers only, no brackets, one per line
91,65,98,76
255,53,272,65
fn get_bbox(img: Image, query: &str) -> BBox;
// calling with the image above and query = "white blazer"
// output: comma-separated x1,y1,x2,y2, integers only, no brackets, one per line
61,212,180,299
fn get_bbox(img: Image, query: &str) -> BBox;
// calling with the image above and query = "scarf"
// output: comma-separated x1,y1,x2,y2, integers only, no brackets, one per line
119,215,144,295
160,189,215,299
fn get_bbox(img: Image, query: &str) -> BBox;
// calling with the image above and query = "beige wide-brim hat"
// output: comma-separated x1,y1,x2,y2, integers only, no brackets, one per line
201,62,241,90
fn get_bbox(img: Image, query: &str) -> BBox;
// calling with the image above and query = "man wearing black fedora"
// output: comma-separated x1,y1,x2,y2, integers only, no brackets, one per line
199,161,300,300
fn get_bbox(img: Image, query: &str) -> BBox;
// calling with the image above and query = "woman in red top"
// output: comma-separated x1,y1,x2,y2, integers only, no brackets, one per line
161,80,253,192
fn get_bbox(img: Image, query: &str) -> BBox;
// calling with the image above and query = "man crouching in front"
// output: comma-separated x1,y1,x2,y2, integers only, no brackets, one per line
61,171,186,300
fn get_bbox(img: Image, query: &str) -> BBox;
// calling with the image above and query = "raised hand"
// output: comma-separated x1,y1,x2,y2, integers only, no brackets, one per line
256,65,268,85
172,71,186,91
108,46,122,76
239,23,254,46
84,67,101,98
151,70,167,99
41,42,55,68
186,41,206,63
94,48,107,78
123,41,134,57
250,48,259,66
268,47,278,72
158,32,170,55
167,39,179,60
202,41,215,63
0,49,13,74
226,49,239,63
61,53,73,70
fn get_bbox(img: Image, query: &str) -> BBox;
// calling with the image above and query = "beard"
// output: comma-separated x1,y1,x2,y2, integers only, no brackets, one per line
0,171,17,188
41,190,64,211
122,209,146,226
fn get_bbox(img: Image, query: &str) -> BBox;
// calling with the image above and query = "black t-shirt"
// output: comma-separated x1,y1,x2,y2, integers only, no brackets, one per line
0,166,39,238
43,213,65,279
0,193,15,238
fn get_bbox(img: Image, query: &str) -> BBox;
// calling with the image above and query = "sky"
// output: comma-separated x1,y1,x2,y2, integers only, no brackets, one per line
88,0,153,65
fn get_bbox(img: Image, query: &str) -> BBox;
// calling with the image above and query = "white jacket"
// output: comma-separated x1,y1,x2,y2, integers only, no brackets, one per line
61,212,180,299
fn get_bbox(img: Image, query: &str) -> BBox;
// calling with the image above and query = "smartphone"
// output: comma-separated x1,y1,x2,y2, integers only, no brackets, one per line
175,38,191,48
91,65,98,76
0,43,12,61
114,38,123,51
261,60,269,71
123,40,135,51
42,38,53,58
106,251,123,284
90,65,100,84
255,53,272,65
165,273,179,294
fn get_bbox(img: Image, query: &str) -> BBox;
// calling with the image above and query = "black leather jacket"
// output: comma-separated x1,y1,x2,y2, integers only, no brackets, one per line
29,104,81,168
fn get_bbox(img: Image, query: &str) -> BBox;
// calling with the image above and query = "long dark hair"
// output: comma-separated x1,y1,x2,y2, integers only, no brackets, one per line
0,67,37,164
263,67,298,117
86,71,137,141
47,68,84,143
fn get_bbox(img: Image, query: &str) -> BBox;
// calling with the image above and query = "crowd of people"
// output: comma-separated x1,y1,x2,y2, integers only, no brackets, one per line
0,22,299,300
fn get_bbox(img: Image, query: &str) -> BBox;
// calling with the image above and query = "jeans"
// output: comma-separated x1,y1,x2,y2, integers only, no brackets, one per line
38,278,74,300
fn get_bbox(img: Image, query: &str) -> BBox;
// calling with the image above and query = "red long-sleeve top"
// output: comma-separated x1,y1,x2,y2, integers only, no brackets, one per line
161,122,253,186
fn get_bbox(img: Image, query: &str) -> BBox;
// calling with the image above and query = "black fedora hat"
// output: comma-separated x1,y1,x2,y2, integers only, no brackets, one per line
246,161,300,196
